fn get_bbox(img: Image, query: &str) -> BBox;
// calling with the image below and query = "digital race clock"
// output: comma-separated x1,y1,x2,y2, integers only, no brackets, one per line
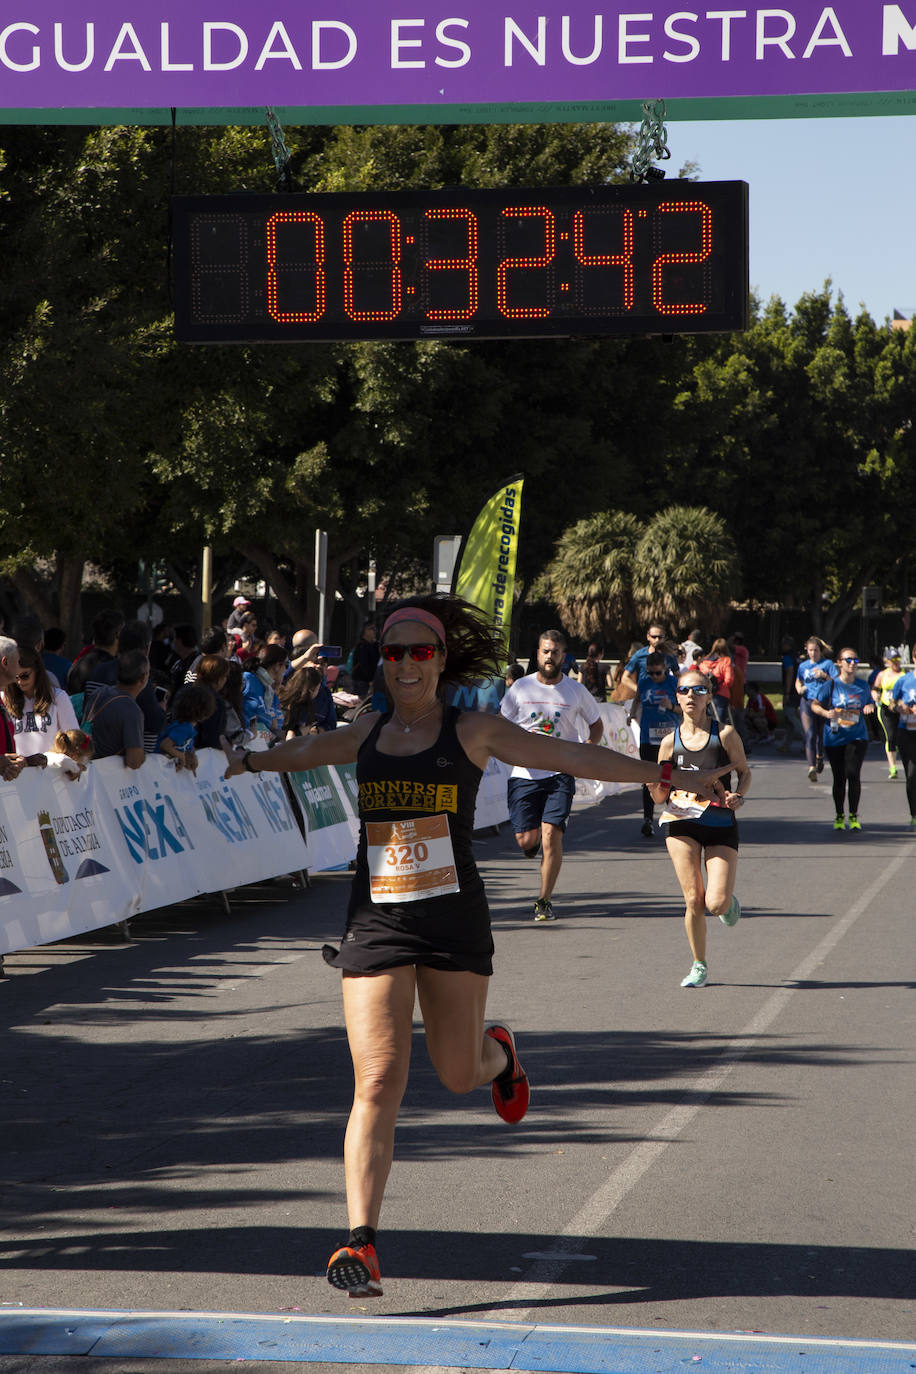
172,181,748,343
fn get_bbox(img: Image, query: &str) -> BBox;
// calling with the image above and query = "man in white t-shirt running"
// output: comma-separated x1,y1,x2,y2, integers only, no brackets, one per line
500,629,603,921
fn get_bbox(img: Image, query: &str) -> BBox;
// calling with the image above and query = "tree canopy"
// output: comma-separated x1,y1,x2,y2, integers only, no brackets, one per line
2,119,915,649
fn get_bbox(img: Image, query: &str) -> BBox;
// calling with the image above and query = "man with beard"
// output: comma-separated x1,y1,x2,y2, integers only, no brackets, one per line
499,629,603,921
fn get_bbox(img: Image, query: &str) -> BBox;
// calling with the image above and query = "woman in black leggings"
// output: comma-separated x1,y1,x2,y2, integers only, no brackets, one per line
890,664,916,823
810,648,875,831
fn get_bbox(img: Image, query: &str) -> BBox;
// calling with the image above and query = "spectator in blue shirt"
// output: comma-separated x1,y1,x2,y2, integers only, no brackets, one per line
636,651,679,837
794,636,838,782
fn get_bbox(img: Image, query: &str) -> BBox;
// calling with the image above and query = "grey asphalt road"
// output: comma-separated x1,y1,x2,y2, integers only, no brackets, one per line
1,742,914,1373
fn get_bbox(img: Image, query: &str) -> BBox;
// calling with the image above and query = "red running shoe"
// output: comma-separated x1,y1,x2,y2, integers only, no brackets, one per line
485,1023,530,1124
326,1242,383,1297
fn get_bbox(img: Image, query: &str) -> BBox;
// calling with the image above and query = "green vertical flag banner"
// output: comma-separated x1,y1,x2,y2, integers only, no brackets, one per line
453,475,524,650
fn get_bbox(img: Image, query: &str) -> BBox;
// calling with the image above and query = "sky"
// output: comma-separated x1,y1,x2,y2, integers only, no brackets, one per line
671,114,915,323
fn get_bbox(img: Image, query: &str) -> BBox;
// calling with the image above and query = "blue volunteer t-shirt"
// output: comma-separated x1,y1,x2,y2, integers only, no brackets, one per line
626,644,678,677
156,720,196,754
637,670,679,744
816,678,871,747
797,657,839,700
891,671,916,734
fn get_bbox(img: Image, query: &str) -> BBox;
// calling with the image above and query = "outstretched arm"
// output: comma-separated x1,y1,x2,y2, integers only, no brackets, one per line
222,714,373,777
459,712,730,797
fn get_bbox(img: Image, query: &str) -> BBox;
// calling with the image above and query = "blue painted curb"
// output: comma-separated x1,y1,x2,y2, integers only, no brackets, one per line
1,1309,915,1372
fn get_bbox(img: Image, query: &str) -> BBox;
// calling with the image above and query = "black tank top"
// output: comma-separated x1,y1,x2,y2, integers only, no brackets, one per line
349,705,485,916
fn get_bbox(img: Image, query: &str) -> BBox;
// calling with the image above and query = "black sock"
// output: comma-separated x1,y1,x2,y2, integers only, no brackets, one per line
348,1225,377,1250
495,1042,514,1079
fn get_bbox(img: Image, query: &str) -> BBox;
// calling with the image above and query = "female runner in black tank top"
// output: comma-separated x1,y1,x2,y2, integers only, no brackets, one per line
647,667,751,990
222,597,731,1300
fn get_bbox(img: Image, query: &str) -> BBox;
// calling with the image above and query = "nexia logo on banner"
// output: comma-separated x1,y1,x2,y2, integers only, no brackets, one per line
250,774,298,836
199,784,258,846
114,786,195,865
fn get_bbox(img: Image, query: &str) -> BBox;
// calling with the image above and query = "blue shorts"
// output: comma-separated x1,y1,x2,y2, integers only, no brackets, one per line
507,773,576,834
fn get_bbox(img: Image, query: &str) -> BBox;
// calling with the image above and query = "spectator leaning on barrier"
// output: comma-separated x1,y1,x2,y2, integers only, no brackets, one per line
0,636,27,781
279,664,327,737
3,646,78,764
83,620,165,754
242,644,287,738
85,649,149,768
155,683,215,774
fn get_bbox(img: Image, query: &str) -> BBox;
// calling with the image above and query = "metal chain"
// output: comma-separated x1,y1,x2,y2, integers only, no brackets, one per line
631,99,671,182
265,107,293,190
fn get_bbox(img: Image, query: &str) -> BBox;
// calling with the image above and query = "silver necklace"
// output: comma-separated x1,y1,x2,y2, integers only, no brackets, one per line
392,701,441,734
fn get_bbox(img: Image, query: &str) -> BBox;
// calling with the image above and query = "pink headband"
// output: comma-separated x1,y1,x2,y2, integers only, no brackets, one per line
382,607,447,645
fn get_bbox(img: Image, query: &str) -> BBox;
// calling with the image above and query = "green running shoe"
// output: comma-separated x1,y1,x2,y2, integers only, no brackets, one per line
719,894,741,926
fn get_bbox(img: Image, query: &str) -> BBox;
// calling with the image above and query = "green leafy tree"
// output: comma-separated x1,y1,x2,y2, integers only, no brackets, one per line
658,288,916,641
536,510,641,644
632,505,740,635
0,126,174,642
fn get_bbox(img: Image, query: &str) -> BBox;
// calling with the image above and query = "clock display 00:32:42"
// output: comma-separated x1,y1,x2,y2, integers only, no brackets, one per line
172,181,748,342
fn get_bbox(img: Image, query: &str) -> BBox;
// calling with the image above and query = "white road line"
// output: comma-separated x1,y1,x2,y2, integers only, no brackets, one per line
486,845,912,1319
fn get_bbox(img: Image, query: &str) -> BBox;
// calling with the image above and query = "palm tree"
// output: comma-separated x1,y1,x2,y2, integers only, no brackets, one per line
537,510,641,644
632,506,740,633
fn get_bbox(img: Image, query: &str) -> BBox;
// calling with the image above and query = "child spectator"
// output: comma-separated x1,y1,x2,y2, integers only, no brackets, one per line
45,728,94,779
155,684,215,774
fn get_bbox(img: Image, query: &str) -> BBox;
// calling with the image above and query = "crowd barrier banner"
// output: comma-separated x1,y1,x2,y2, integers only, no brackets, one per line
0,762,138,955
0,751,309,957
287,764,357,872
1,715,639,956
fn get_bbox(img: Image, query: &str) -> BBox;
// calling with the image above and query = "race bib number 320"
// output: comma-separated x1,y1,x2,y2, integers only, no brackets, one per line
367,814,459,903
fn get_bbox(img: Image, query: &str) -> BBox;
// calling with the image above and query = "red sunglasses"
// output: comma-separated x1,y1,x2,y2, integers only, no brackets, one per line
380,642,442,662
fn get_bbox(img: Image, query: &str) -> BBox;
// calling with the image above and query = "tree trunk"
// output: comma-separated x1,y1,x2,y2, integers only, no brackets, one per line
56,557,85,654
10,555,85,653
240,543,309,630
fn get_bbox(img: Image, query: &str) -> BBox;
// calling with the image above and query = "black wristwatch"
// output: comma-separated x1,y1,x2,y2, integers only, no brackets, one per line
241,750,258,773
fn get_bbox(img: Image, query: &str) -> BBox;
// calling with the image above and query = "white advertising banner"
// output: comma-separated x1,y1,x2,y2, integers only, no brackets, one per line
103,749,309,906
0,762,138,955
287,764,358,873
0,750,309,957
473,756,511,830
572,702,642,809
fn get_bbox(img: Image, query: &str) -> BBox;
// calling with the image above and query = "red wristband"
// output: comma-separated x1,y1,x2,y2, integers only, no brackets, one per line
658,761,673,791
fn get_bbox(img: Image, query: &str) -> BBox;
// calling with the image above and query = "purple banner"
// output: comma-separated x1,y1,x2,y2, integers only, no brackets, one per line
1,3,914,112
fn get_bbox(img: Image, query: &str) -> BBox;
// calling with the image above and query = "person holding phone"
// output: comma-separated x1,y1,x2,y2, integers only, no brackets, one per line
221,596,732,1300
